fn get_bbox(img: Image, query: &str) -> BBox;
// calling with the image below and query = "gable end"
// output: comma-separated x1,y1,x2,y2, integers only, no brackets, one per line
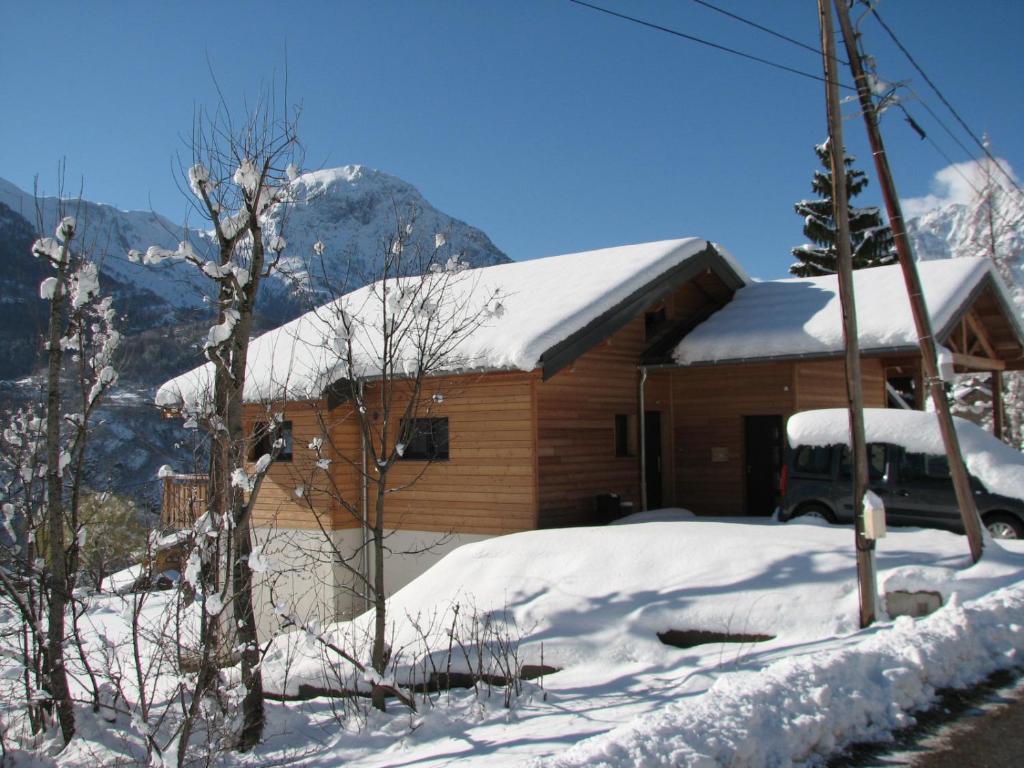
538,243,745,380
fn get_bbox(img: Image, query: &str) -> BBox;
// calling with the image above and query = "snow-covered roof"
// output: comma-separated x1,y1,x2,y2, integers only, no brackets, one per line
787,408,1024,502
674,258,1021,365
156,238,748,409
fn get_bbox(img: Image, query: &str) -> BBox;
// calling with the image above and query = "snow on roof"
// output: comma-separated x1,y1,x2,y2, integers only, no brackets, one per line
157,238,746,409
674,258,1003,365
788,407,1024,502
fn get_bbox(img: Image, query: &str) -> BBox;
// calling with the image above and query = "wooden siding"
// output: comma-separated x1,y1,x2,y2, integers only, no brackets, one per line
793,358,887,410
361,372,538,536
667,362,795,517
243,372,539,536
535,274,728,527
244,401,342,530
667,358,888,517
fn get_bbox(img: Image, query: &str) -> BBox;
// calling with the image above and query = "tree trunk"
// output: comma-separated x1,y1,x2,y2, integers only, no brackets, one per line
44,248,75,745
370,473,388,711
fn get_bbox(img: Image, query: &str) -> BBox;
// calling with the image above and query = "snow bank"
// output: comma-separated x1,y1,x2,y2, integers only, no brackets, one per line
155,238,748,409
788,408,1024,502
541,582,1024,768
674,258,1009,364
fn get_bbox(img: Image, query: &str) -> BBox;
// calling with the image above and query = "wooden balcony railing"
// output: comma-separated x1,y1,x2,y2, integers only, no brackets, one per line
161,474,208,529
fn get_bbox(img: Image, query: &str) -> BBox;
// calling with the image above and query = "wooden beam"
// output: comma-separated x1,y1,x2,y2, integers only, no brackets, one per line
992,371,1004,440
951,352,1006,371
965,310,999,360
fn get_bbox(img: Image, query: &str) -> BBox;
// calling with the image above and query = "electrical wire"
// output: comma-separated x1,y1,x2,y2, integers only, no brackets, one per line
864,2,1023,197
688,0,846,65
566,0,854,91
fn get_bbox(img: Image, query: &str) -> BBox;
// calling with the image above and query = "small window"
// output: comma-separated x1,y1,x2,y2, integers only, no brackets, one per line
793,445,831,476
250,421,293,462
898,452,951,483
400,417,449,461
838,444,886,482
644,308,668,341
614,414,637,457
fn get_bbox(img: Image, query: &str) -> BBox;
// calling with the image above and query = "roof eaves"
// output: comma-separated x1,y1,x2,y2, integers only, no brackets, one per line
538,243,746,381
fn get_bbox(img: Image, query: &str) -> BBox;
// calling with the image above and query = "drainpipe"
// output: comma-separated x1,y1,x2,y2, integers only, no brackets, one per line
639,366,648,512
359,379,370,611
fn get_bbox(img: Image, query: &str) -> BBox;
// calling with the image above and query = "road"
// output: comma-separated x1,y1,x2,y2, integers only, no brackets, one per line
835,669,1024,767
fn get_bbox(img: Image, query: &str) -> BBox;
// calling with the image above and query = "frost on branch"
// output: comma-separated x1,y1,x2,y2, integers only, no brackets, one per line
31,237,63,264
55,216,76,242
188,162,210,197
206,309,240,349
233,158,259,195
39,277,57,299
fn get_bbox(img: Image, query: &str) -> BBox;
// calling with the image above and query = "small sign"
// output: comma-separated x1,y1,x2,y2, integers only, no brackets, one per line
711,447,729,463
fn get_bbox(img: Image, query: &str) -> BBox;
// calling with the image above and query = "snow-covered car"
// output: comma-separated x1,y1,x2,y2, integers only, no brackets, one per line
779,409,1024,539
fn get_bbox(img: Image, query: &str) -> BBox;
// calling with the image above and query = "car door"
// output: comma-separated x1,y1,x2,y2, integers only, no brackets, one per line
836,444,890,524
884,448,962,531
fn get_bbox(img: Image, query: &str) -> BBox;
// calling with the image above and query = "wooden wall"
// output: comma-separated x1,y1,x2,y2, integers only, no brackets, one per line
665,357,889,517
362,372,538,536
535,276,727,527
665,362,795,517
243,373,538,535
243,401,348,530
793,358,887,410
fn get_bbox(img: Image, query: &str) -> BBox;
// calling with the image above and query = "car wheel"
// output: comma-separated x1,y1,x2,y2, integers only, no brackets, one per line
983,513,1024,540
793,503,836,524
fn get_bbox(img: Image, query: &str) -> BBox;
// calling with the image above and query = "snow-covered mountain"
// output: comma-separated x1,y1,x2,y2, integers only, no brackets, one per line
0,167,509,509
0,166,509,319
905,177,1024,307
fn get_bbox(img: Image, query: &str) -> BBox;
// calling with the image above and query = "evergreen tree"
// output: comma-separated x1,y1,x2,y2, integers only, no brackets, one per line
790,139,897,276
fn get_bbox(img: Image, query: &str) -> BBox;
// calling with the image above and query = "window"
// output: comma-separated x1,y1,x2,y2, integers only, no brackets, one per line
614,414,637,457
793,445,832,476
898,452,951,483
400,417,449,461
250,420,293,462
838,444,887,482
644,308,668,341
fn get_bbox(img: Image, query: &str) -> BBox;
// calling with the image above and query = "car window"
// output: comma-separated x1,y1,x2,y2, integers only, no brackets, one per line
898,452,951,483
838,444,887,482
793,445,832,476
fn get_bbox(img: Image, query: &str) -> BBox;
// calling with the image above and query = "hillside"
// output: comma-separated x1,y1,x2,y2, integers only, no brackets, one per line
0,168,509,507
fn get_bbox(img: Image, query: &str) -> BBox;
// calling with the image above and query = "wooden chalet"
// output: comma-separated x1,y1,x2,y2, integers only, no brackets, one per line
157,243,1024,623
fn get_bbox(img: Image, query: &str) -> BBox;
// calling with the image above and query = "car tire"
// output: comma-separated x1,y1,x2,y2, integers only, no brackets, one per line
792,503,836,524
983,513,1024,540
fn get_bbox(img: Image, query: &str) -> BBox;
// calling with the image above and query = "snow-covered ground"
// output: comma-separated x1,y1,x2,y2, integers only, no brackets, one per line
32,515,1024,767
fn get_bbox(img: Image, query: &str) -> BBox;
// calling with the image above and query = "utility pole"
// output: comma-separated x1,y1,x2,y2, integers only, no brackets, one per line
833,0,985,563
818,0,876,627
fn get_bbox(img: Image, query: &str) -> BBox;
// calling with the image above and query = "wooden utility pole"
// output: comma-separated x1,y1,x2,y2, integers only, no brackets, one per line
818,0,876,627
833,0,985,563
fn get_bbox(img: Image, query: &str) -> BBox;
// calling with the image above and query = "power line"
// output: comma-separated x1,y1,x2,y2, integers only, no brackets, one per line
864,2,1023,197
688,0,846,65
567,0,854,91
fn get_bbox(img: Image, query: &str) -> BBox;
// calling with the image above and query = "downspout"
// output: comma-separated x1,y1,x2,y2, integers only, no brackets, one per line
639,366,648,512
359,379,371,611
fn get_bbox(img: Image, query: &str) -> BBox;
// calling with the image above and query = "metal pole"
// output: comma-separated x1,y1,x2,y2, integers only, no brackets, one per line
833,0,984,563
818,0,876,627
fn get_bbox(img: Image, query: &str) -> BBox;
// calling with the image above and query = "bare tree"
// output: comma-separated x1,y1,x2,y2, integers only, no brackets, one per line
132,92,301,752
0,181,120,746
281,211,504,711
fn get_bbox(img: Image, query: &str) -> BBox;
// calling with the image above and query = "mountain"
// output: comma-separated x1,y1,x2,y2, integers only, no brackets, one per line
0,167,510,508
905,179,1024,307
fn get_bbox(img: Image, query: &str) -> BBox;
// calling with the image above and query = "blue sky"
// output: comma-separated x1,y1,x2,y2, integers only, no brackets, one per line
2,1,1021,279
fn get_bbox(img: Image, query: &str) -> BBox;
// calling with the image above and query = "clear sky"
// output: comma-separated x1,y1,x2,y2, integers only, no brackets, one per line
2,1,1021,279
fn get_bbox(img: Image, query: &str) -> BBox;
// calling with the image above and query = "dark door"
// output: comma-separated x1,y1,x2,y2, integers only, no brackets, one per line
645,411,663,509
745,415,783,516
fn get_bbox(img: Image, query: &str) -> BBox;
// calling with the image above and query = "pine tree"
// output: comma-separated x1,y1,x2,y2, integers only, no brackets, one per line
790,140,897,276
